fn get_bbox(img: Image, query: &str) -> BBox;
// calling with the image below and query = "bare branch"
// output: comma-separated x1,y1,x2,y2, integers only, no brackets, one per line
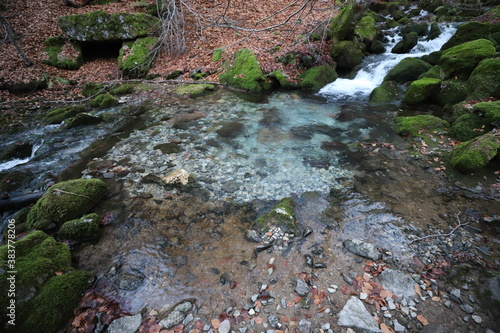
409,213,470,244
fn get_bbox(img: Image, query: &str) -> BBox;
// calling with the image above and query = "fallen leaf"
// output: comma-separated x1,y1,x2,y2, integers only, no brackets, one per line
417,314,429,326
380,323,393,333
380,289,393,299
414,284,422,297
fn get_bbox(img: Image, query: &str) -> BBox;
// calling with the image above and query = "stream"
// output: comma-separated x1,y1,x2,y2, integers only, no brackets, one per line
2,21,500,331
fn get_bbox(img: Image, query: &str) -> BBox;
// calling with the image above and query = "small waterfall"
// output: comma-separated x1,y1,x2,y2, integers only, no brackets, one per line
0,140,43,172
319,23,458,101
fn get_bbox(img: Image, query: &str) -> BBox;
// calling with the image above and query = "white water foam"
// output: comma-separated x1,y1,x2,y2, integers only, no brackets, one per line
319,23,458,100
0,140,43,172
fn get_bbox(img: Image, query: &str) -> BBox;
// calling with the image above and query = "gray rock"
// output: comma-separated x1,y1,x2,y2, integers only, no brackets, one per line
295,278,310,296
108,313,142,333
219,319,231,333
460,304,474,314
378,269,416,298
393,319,405,333
338,297,381,333
245,230,262,243
268,314,281,329
297,319,312,333
471,315,482,324
419,324,447,333
222,180,240,193
343,239,382,261
159,300,194,329
450,289,463,303
116,272,144,291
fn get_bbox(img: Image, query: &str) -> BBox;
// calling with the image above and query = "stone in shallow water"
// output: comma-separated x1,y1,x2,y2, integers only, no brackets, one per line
217,121,245,138
162,169,190,185
338,297,381,333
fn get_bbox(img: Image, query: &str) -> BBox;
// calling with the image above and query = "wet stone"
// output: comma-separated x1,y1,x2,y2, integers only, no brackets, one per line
107,313,142,333
245,229,262,243
343,239,382,261
217,121,245,138
116,272,144,291
450,289,463,304
460,304,474,314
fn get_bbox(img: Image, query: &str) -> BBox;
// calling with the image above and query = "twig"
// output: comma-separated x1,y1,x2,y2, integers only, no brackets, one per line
53,189,97,203
409,213,469,244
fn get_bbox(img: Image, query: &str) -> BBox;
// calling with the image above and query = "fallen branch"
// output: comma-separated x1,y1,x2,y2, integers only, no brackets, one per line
410,213,469,244
0,192,44,212
0,15,32,67
53,189,97,203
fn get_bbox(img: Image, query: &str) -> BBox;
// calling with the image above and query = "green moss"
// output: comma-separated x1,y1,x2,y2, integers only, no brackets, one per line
442,21,497,50
331,41,364,70
269,70,300,89
109,83,135,96
384,57,432,83
402,23,430,36
212,48,224,62
369,80,403,104
449,113,485,141
431,80,467,106
475,101,500,124
355,15,377,44
82,82,106,97
118,37,158,79
418,65,445,79
26,179,107,231
63,113,102,129
256,197,299,235
219,49,271,93
329,2,365,41
42,36,83,70
467,58,500,100
394,115,449,137
45,105,87,124
173,84,215,97
165,70,183,80
90,93,118,109
18,270,90,333
392,31,418,54
439,39,495,80
402,78,441,105
58,213,100,240
450,132,500,172
298,65,337,91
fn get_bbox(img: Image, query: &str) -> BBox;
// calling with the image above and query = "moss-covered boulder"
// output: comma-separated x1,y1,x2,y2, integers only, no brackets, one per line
391,32,418,54
58,213,100,240
355,15,378,47
450,132,500,172
82,82,106,97
439,39,495,80
42,36,83,70
269,70,300,89
431,80,467,107
328,0,367,42
384,57,432,84
402,78,441,105
174,84,215,97
467,58,500,100
118,37,158,79
449,113,484,142
63,113,103,129
402,23,429,36
219,49,271,93
109,83,135,96
26,178,107,231
418,65,445,79
394,115,449,138
256,197,299,235
331,41,364,71
58,10,159,42
369,80,403,104
441,21,500,50
0,231,90,332
90,93,118,109
298,64,338,91
476,101,500,125
45,105,87,124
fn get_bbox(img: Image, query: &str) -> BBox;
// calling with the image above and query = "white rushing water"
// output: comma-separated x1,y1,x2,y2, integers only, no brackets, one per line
319,23,458,100
0,140,43,172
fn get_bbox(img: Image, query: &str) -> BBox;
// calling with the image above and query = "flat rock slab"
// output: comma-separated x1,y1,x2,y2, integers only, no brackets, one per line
108,313,142,333
338,296,381,333
378,268,416,298
343,239,382,261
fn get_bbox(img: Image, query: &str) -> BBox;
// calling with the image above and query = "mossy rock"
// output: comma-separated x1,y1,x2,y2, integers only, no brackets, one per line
82,82,106,97
109,83,135,96
401,23,429,36
331,41,364,70
256,197,299,235
45,105,87,124
26,178,107,231
420,51,443,66
442,21,499,50
450,132,500,172
173,84,215,97
2,76,48,94
328,1,367,42
439,39,495,80
418,65,445,79
394,115,450,137
384,57,432,84
0,170,33,193
427,23,441,40
165,70,183,80
298,64,337,91
402,78,442,105
90,93,118,109
154,142,183,154
58,213,100,240
467,58,500,100
58,10,159,42
355,15,378,46
212,48,225,62
0,141,32,161
42,36,83,70
391,31,418,54
369,80,404,104
219,49,271,93
269,70,300,89
118,37,158,79
17,270,91,333
431,80,467,106
475,101,500,125
449,113,485,141
63,113,102,129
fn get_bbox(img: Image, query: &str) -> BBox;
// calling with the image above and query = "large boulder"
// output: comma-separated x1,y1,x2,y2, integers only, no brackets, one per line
384,57,432,84
331,41,364,70
118,37,158,78
391,32,418,54
42,36,83,70
369,80,403,104
431,80,467,107
26,179,107,231
219,49,271,93
441,21,500,50
58,10,159,42
394,115,449,137
450,113,484,142
450,132,500,172
402,78,441,105
355,15,378,47
467,58,500,100
328,0,368,42
298,64,338,91
439,39,495,80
